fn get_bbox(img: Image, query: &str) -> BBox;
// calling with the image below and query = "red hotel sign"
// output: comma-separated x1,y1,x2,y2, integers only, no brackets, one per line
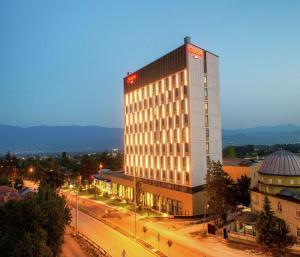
187,45,204,58
126,73,137,84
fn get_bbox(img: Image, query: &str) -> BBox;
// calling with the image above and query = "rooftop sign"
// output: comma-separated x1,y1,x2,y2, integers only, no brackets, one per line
126,73,137,84
187,45,204,59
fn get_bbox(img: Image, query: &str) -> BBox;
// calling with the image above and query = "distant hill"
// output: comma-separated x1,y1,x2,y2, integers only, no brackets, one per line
0,125,123,154
0,124,300,155
223,125,300,146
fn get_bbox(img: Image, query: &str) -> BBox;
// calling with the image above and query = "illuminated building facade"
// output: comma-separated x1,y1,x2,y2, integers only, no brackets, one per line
122,37,221,215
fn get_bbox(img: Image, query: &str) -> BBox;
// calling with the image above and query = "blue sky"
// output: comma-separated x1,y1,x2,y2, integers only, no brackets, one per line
0,0,299,129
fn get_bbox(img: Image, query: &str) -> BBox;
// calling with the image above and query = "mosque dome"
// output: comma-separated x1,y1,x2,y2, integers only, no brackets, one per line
259,150,300,176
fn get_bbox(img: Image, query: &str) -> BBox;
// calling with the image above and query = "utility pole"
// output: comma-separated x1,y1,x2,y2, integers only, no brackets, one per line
76,175,81,236
134,167,137,239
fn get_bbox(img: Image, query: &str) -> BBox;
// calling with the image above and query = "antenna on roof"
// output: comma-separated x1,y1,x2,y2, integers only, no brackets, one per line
184,36,191,44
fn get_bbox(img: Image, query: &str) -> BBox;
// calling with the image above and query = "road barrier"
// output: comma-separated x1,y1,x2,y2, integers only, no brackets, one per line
68,198,168,257
77,231,112,257
69,225,112,257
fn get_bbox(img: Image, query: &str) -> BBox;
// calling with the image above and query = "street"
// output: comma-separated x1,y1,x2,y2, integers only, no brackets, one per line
65,191,265,257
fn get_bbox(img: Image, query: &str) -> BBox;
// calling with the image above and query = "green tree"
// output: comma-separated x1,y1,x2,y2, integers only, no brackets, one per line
39,169,65,191
256,195,296,255
80,155,98,179
234,175,251,206
225,146,237,158
205,161,235,226
0,185,71,257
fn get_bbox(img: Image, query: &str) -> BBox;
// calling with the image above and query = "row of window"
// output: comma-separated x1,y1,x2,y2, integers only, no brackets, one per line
125,70,187,106
125,155,190,171
125,142,189,156
126,166,190,184
125,85,188,114
125,99,189,125
125,113,189,134
260,176,297,185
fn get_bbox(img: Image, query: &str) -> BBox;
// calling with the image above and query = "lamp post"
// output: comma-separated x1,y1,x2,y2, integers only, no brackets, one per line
203,203,209,232
76,175,82,236
134,167,137,240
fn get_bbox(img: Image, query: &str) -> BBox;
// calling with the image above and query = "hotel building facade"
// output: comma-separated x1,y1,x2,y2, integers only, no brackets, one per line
121,37,222,215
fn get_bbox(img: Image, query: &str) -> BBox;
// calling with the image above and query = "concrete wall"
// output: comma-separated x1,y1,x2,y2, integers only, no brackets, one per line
187,53,206,187
206,52,222,164
187,51,222,187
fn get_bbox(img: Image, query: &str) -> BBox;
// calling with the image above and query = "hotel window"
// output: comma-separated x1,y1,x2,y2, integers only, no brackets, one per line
205,102,208,114
290,179,294,185
204,75,207,84
177,172,181,181
204,88,208,99
185,172,189,183
180,71,184,85
297,228,300,239
206,142,209,154
161,94,165,104
169,117,173,128
185,143,189,154
175,116,180,127
168,90,172,102
183,157,187,169
172,75,176,86
278,179,282,184
165,78,169,89
277,202,282,212
269,178,272,184
205,115,209,127
176,143,180,154
183,85,188,98
175,88,179,99
206,128,209,139
184,114,188,126
169,170,173,180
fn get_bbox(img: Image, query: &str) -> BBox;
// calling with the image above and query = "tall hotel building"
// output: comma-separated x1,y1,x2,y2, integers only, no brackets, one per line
123,37,222,215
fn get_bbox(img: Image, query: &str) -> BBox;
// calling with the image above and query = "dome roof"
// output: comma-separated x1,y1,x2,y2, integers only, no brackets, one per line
259,150,300,176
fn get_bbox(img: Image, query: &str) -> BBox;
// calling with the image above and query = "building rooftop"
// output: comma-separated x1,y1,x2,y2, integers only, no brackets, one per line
259,150,300,176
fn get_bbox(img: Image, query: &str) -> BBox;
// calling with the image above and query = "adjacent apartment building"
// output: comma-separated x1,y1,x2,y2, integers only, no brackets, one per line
122,37,222,215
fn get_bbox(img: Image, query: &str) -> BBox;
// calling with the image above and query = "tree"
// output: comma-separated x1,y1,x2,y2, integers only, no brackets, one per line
225,146,237,158
205,161,235,226
256,195,296,255
233,175,251,206
80,155,98,179
0,185,71,257
39,169,65,191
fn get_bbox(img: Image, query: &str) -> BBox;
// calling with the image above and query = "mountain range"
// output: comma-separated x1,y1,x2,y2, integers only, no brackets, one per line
0,124,299,155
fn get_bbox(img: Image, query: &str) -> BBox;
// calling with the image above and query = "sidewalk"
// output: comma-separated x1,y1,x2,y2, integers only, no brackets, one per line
61,228,89,257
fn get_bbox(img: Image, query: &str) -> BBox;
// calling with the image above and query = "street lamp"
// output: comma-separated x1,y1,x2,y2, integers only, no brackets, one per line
76,175,82,236
134,167,137,240
99,163,103,173
203,203,210,232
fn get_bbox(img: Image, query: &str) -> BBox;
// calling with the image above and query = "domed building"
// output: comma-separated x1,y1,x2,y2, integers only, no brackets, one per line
257,150,300,195
251,150,300,242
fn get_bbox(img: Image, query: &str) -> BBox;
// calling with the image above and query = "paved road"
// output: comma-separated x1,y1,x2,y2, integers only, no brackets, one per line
70,208,157,257
65,192,263,257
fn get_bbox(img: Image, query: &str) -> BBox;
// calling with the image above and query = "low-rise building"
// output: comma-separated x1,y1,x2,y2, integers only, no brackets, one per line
223,158,262,187
250,150,300,241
